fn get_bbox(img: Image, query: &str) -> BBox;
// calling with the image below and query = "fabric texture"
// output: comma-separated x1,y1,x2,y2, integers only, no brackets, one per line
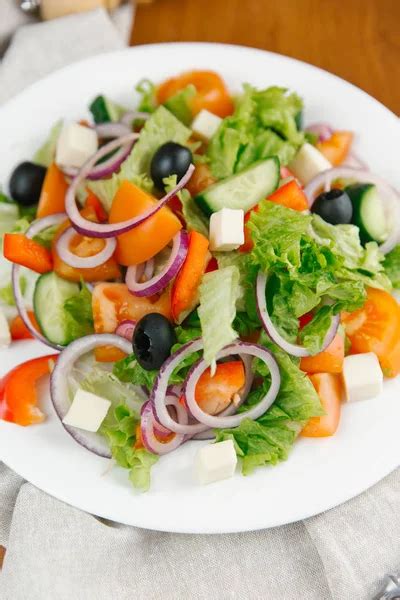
0,5,399,600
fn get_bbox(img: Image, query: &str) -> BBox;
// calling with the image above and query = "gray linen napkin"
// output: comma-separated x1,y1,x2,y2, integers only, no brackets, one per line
1,7,399,599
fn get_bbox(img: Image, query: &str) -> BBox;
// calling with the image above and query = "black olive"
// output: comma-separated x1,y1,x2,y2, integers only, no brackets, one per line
311,188,353,225
150,142,192,190
9,161,47,206
132,313,177,371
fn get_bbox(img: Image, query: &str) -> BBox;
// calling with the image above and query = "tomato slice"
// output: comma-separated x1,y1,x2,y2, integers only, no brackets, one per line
109,181,182,266
300,333,344,374
186,163,217,198
301,373,342,437
157,70,234,118
342,287,400,377
37,163,68,218
316,131,353,166
0,355,57,425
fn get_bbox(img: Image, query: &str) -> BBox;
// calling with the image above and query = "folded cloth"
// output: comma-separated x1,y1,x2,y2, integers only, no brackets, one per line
0,6,400,600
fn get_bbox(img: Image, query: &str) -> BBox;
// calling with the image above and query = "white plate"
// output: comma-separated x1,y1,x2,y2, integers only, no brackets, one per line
0,44,399,534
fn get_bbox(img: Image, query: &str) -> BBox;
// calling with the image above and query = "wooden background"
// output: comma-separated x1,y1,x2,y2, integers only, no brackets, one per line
131,0,400,115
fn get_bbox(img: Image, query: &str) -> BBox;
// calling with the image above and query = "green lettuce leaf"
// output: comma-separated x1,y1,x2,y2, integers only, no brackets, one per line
216,335,323,474
135,79,157,114
63,284,94,340
207,84,305,179
383,245,400,289
181,191,209,237
198,266,241,365
163,84,196,125
33,120,63,167
88,106,191,210
33,224,58,249
0,277,26,306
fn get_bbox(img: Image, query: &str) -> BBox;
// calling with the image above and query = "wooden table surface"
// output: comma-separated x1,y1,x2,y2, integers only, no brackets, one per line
131,0,400,115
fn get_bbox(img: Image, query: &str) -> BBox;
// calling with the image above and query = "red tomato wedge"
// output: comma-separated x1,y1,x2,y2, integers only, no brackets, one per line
171,231,210,323
92,283,171,362
301,373,342,437
316,131,353,166
109,181,182,266
37,163,68,218
10,311,40,340
0,355,57,426
300,333,344,374
4,233,53,274
157,70,234,118
180,361,245,416
186,163,217,198
52,206,121,283
342,287,400,377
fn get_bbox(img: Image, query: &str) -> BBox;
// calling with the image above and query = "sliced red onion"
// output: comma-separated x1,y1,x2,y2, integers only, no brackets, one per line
126,230,189,296
143,258,155,281
305,123,333,142
256,272,340,358
140,396,188,455
115,319,136,341
304,167,400,254
55,226,117,269
95,122,131,139
12,213,67,351
65,133,195,238
183,341,280,429
120,111,150,127
60,140,135,181
342,152,369,170
50,333,132,458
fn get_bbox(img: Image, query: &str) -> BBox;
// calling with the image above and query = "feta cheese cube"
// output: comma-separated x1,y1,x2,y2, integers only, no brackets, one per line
56,123,98,169
195,440,237,485
191,109,222,141
209,208,244,252
0,309,11,348
62,389,111,432
343,352,383,403
288,143,332,185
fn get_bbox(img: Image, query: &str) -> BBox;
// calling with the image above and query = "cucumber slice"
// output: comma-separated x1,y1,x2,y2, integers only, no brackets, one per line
346,183,388,244
33,273,80,345
195,157,280,216
89,95,124,124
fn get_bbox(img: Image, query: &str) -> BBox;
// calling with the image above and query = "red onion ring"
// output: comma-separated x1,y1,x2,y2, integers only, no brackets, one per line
50,333,132,458
183,342,280,429
305,123,333,142
11,213,67,351
304,167,400,254
342,152,369,170
140,396,188,454
115,319,136,342
256,272,340,358
120,111,150,127
126,230,189,296
65,133,195,238
95,123,131,139
55,226,117,269
61,140,135,182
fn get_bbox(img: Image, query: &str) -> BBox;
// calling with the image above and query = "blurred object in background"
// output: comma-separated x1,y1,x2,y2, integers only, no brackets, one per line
20,0,124,20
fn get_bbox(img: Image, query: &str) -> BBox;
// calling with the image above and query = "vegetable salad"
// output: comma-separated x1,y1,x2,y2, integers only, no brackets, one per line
1,70,400,491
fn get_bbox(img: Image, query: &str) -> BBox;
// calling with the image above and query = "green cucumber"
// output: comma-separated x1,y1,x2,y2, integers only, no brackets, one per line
89,95,124,124
195,157,280,216
33,273,80,345
345,183,388,244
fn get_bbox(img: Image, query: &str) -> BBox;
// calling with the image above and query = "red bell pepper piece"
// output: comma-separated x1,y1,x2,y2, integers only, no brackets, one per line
4,233,53,273
10,311,41,340
171,231,210,323
0,354,57,426
85,190,108,223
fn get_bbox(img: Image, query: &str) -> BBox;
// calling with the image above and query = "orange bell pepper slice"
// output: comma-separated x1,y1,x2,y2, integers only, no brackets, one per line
194,361,245,415
316,131,353,166
171,231,210,323
37,163,68,218
300,333,345,375
4,233,53,273
301,373,342,437
52,206,121,283
10,311,40,341
157,70,234,118
109,181,182,266
0,354,57,426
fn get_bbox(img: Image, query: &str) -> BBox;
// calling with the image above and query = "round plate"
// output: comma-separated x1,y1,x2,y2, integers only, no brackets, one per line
0,44,399,534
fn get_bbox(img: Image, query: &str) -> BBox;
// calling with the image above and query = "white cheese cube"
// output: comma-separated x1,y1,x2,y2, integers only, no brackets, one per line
62,389,111,432
288,143,332,185
195,440,237,485
209,208,244,252
56,123,98,169
191,109,222,141
0,309,11,348
343,352,383,403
